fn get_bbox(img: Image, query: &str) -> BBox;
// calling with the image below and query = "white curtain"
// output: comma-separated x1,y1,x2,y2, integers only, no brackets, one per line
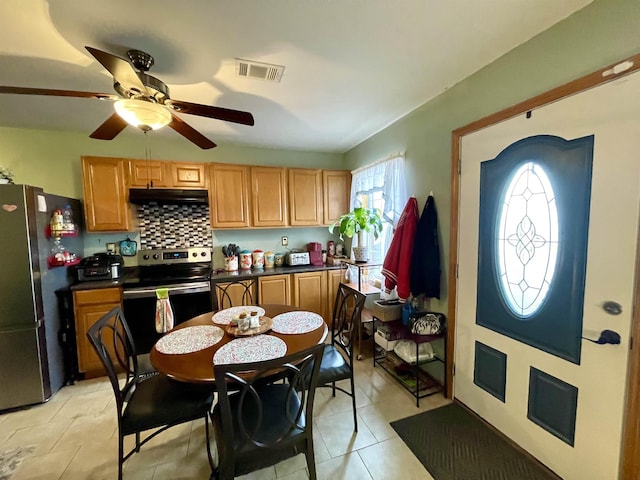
349,153,408,264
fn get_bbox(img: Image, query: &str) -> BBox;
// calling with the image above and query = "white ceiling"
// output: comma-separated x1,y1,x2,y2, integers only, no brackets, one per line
0,0,591,153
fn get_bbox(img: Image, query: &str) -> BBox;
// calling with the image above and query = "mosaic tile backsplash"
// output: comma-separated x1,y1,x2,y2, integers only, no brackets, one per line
137,204,212,249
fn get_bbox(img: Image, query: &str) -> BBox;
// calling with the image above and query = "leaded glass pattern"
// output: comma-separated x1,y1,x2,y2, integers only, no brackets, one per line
496,162,558,317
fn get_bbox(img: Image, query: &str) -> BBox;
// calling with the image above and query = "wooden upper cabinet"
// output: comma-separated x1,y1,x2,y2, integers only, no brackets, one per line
128,160,170,188
170,162,207,188
288,168,323,226
81,156,130,232
209,163,250,228
250,166,288,227
323,170,351,225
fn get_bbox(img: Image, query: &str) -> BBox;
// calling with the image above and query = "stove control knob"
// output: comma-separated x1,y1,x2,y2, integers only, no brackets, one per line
142,254,149,260
201,252,207,257
153,254,159,260
192,252,198,257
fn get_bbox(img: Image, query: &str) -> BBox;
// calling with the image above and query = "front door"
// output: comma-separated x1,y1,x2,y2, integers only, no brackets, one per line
455,72,640,479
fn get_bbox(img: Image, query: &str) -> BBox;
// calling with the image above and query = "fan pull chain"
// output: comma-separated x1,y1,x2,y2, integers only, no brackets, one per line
144,130,153,189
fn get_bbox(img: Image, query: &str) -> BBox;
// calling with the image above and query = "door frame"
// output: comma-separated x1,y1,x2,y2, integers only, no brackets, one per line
446,52,640,478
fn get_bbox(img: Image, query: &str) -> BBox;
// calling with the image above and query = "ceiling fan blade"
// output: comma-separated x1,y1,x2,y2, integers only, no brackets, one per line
89,113,128,140
165,99,254,126
85,46,147,94
0,86,116,100
168,114,217,149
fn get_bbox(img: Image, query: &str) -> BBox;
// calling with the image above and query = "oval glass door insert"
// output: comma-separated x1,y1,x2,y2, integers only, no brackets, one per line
497,162,559,318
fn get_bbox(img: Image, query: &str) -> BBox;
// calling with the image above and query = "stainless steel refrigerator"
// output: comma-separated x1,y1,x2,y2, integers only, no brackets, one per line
0,184,82,411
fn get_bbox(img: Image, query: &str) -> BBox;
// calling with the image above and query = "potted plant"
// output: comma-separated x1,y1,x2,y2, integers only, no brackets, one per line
329,206,383,262
0,166,14,184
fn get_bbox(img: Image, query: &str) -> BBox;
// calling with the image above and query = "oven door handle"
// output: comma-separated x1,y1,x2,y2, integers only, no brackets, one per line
122,282,211,299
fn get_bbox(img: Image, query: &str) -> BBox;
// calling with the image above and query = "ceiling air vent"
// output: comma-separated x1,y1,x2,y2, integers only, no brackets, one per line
235,59,285,82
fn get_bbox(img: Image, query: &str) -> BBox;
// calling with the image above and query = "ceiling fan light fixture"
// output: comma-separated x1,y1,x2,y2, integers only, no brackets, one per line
114,99,172,131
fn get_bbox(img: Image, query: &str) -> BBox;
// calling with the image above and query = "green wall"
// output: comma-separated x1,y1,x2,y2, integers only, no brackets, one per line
0,126,344,262
344,0,640,312
0,126,344,199
3,0,639,276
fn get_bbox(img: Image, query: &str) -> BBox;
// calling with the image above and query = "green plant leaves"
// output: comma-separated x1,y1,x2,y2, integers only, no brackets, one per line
328,206,383,240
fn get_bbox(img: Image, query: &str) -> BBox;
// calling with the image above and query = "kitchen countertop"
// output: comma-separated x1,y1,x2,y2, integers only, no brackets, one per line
210,264,341,282
70,264,343,290
69,278,126,291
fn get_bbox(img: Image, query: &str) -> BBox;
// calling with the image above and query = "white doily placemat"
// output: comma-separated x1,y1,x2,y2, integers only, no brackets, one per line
213,335,287,365
155,325,224,355
271,311,325,335
212,306,265,325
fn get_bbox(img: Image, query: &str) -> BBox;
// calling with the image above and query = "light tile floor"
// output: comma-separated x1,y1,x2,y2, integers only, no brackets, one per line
1,350,450,479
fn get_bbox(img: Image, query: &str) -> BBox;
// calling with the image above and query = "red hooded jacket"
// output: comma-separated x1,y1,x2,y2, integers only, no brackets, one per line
381,197,419,300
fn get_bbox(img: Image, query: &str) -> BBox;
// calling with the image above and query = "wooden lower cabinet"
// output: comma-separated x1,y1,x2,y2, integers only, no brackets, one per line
292,271,327,320
213,280,257,309
258,274,291,305
326,269,344,328
73,287,122,377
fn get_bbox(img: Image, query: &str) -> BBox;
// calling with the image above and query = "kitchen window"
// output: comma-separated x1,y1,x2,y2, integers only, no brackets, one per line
350,153,407,267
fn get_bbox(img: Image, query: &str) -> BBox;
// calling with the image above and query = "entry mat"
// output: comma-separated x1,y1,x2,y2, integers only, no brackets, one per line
390,403,560,480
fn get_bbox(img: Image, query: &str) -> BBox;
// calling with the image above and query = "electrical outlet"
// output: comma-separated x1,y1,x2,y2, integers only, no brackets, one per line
281,236,288,246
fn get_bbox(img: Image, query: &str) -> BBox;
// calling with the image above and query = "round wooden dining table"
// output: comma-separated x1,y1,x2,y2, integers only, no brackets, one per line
149,304,328,384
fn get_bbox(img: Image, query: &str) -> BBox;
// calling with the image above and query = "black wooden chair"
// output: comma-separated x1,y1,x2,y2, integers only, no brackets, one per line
213,278,257,310
86,307,215,480
314,282,366,431
212,344,325,480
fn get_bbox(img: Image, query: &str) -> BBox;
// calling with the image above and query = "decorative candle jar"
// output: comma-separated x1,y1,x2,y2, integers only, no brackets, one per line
252,250,265,269
264,251,275,268
239,250,253,270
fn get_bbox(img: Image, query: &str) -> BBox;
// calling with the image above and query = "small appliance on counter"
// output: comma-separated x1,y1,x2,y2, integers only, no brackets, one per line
307,242,323,266
76,253,124,282
286,250,310,266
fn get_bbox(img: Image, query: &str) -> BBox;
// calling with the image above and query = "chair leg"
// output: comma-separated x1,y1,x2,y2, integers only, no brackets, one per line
305,437,317,480
135,432,141,452
350,375,358,432
332,381,336,397
204,411,216,472
118,432,124,480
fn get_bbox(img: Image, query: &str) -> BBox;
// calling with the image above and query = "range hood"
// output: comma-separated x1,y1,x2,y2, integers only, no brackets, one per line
129,188,209,205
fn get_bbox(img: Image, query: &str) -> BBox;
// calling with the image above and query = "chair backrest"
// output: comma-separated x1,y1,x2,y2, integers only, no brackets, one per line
86,306,140,411
214,344,324,451
331,283,366,359
213,278,257,310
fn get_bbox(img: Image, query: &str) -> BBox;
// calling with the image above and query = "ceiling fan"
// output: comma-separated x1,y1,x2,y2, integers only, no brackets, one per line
0,46,255,149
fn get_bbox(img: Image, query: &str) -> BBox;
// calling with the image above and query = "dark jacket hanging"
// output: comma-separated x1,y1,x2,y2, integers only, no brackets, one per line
409,195,441,298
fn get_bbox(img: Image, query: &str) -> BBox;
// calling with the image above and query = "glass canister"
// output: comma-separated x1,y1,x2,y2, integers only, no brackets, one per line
327,240,335,257
239,250,253,270
264,251,275,268
252,249,265,269
274,252,285,267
